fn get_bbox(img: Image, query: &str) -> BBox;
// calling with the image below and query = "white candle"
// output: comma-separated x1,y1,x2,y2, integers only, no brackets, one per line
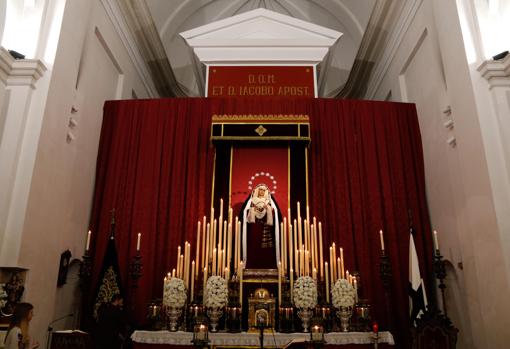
191,261,195,301
205,223,210,271
278,261,282,306
203,267,207,296
325,262,330,303
136,232,141,251
340,247,344,279
85,230,91,251
433,230,440,251
379,230,385,251
354,279,358,304
290,268,294,302
196,222,201,277
319,223,323,280
239,261,244,307
176,246,181,276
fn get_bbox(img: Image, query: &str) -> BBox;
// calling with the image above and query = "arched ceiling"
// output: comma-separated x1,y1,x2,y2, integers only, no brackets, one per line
144,0,377,97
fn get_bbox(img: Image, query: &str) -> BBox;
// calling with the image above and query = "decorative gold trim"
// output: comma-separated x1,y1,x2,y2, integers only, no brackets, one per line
212,114,309,122
211,136,311,141
242,279,279,283
255,125,268,136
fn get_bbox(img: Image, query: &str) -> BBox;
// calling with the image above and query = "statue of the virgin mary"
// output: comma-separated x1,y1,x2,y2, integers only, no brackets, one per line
241,184,281,269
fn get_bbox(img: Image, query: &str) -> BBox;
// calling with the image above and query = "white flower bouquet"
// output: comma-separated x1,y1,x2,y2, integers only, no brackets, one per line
293,276,317,309
204,275,228,309
331,279,356,308
163,277,187,308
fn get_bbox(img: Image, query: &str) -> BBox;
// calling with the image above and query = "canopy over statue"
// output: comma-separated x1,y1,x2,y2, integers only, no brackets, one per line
241,183,281,269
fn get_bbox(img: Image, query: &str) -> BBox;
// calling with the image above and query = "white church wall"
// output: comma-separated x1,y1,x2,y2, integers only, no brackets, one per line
9,0,151,343
366,0,510,348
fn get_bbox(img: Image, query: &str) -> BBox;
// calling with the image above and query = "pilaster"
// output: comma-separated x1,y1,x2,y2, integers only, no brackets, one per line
0,47,47,266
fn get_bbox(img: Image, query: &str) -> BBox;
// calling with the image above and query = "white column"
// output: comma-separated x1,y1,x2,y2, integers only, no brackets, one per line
0,47,46,265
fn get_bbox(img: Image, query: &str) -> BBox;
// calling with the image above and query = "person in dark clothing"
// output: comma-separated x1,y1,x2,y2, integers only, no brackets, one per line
95,294,125,349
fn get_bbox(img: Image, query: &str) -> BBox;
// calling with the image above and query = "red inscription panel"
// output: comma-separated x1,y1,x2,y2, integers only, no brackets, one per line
207,66,316,97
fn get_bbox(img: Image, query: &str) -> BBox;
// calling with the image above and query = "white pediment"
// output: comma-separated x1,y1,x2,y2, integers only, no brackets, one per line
180,8,342,63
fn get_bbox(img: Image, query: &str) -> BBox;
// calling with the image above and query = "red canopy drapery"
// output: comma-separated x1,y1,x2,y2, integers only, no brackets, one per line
89,97,433,348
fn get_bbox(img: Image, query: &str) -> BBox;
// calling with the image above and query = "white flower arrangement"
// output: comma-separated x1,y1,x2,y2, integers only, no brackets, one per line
293,276,317,309
0,283,7,309
331,279,356,308
163,277,187,308
204,276,228,309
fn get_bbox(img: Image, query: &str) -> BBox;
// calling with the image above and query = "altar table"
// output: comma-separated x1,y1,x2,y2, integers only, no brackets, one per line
131,330,394,348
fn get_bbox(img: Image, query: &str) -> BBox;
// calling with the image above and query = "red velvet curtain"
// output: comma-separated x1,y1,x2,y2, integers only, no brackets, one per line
89,97,433,348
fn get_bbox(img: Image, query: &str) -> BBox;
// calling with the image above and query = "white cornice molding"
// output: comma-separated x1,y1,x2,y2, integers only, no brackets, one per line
478,54,510,88
365,0,423,99
100,0,158,97
180,8,342,64
0,47,46,89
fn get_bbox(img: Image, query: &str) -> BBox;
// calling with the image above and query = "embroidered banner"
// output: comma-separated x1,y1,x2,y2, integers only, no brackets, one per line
207,66,316,97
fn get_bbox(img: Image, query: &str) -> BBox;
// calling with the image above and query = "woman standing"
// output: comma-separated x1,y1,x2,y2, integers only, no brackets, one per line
4,303,39,349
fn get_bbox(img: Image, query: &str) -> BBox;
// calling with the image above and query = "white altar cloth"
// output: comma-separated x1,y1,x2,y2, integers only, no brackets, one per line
131,330,394,346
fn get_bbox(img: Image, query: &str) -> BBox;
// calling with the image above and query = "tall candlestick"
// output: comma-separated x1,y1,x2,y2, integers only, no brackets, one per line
86,230,91,251
340,247,344,279
212,248,217,276
179,255,184,279
239,261,244,307
212,219,217,264
278,261,282,306
293,222,298,273
330,255,335,284
337,257,341,280
203,267,207,296
319,223,323,280
433,230,440,252
305,250,310,276
288,220,293,277
287,208,291,228
309,224,314,271
202,216,206,268
329,247,334,283
325,262,330,303
191,261,195,301
297,219,302,267
205,224,210,270
136,233,141,251
332,243,337,281
234,220,239,273
184,242,190,288
218,199,223,248
354,279,358,304
306,206,310,229
304,220,308,262
290,268,294,301
172,268,176,278
221,249,226,277
227,222,232,277
210,207,214,231
196,222,201,277
379,230,385,251
176,246,181,277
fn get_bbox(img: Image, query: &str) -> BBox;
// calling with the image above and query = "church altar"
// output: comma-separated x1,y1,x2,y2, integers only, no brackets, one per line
131,330,394,347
